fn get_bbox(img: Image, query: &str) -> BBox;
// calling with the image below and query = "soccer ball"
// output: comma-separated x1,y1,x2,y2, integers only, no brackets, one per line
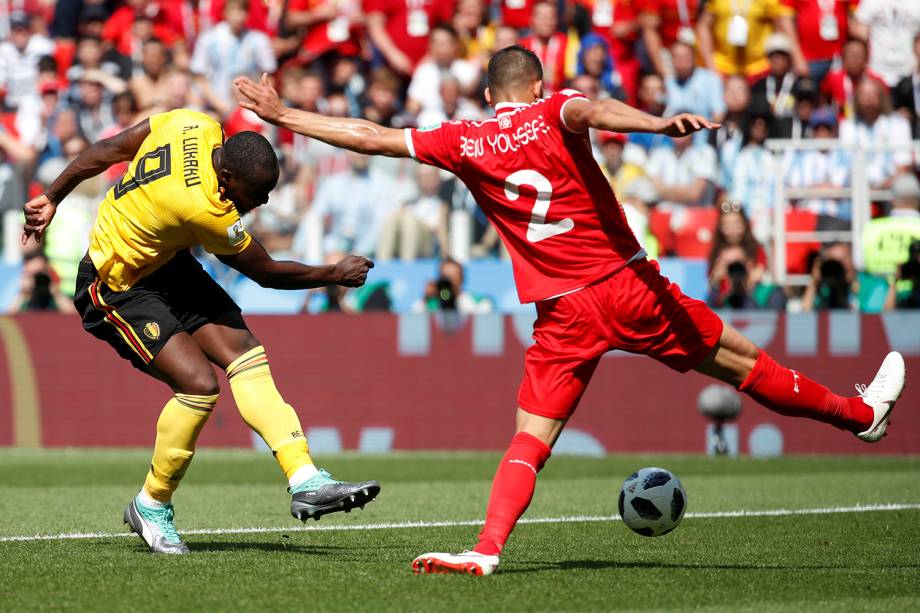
618,467,687,537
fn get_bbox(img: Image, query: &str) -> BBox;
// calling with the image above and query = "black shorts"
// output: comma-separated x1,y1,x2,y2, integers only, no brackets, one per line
74,250,241,371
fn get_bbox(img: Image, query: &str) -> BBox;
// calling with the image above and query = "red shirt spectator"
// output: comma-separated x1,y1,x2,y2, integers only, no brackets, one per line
501,0,536,29
779,0,855,63
365,0,456,75
821,39,888,118
636,0,699,76
578,0,641,100
103,1,188,57
521,2,570,92
224,107,268,136
286,0,364,60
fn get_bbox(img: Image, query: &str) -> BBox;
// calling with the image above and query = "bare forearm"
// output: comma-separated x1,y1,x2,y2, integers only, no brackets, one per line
276,107,399,155
44,141,122,203
585,98,665,133
252,260,339,289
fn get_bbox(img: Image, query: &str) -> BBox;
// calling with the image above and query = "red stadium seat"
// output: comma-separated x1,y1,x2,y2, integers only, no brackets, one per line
785,209,819,275
672,207,719,259
648,209,674,256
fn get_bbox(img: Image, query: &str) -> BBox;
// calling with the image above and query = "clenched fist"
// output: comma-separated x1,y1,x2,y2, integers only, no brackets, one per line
333,255,374,287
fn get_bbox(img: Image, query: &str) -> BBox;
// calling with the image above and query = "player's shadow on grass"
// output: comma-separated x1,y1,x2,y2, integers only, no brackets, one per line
154,541,344,554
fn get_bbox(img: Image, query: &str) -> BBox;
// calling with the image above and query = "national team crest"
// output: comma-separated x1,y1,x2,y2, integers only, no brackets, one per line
143,322,161,341
499,116,512,129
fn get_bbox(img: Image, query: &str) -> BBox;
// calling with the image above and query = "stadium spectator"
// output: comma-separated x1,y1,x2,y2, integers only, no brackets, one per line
885,238,920,310
452,0,493,66
630,73,669,150
696,0,784,78
713,75,750,191
7,249,74,313
72,71,117,142
284,0,364,64
892,33,920,139
418,75,486,126
0,115,35,214
646,127,719,209
637,0,700,77
802,242,856,310
838,79,913,189
521,1,572,93
784,108,852,220
598,130,646,194
129,38,171,111
157,69,204,113
777,0,858,85
411,257,494,314
65,34,128,92
706,201,781,309
98,91,140,185
406,24,480,119
365,0,455,76
862,172,920,278
664,39,725,124
731,107,778,234
189,0,277,117
378,164,449,260
575,34,626,101
751,34,798,127
296,151,399,259
777,77,820,139
820,38,888,119
0,11,55,110
852,0,920,88
362,67,405,127
576,0,640,101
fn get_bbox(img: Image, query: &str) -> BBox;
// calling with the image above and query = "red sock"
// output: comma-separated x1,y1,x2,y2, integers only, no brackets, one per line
740,351,873,433
473,432,552,556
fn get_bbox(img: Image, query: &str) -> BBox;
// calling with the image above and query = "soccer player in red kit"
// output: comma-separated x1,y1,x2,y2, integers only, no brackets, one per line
235,47,906,576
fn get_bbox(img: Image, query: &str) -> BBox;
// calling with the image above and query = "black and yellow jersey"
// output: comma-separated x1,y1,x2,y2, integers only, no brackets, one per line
88,109,252,292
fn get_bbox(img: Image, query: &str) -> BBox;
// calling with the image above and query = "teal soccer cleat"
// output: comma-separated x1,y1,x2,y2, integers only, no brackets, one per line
123,497,190,554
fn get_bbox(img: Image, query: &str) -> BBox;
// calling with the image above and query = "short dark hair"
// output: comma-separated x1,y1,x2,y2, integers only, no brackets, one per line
487,45,543,93
223,131,279,186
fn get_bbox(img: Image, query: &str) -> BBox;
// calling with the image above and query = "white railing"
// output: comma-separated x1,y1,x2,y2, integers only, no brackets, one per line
765,138,920,286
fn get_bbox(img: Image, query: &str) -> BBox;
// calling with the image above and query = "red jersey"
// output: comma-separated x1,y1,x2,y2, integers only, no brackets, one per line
287,0,363,59
501,0,537,29
634,0,699,49
406,90,643,303
779,0,855,62
520,33,570,93
363,0,455,67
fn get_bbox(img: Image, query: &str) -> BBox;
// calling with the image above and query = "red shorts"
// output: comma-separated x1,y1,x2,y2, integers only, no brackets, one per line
517,259,724,420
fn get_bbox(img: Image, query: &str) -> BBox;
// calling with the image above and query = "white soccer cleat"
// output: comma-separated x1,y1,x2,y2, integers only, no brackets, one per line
854,351,906,443
412,551,500,576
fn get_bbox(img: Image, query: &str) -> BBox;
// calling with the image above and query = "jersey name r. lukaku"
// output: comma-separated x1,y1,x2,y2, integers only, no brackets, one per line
406,89,643,303
88,109,252,292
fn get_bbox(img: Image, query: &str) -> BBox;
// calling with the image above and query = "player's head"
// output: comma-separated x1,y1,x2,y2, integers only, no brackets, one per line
485,45,543,106
216,131,279,214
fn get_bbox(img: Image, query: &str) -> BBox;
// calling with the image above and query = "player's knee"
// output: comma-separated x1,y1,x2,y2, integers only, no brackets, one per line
178,370,220,396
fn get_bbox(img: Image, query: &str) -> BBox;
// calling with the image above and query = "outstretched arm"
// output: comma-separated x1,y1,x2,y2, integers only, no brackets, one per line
562,97,720,136
218,238,374,290
235,74,409,157
22,118,152,243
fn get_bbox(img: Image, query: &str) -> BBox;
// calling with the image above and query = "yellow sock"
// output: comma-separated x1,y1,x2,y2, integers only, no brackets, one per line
226,346,314,480
143,393,217,502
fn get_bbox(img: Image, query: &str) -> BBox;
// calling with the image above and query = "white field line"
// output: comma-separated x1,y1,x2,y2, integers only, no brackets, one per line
1,502,918,544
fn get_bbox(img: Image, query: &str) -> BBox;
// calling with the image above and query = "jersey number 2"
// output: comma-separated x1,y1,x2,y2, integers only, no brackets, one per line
504,170,574,243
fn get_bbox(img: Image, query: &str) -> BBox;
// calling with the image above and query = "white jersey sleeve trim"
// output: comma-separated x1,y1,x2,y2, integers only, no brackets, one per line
559,95,589,134
404,128,417,160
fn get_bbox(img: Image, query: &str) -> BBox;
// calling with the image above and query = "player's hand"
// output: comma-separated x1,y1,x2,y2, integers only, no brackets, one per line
22,193,57,244
657,113,721,137
234,73,286,124
332,255,374,287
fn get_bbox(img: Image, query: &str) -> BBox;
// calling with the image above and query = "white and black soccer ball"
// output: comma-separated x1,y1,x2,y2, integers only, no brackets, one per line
618,467,687,537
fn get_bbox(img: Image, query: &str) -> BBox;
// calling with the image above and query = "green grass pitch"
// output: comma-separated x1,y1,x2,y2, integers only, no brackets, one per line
1,450,919,611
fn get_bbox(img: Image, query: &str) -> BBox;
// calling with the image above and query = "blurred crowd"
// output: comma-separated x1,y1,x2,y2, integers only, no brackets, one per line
2,0,920,314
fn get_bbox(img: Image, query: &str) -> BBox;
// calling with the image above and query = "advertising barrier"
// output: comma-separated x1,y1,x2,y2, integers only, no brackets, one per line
1,312,917,454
